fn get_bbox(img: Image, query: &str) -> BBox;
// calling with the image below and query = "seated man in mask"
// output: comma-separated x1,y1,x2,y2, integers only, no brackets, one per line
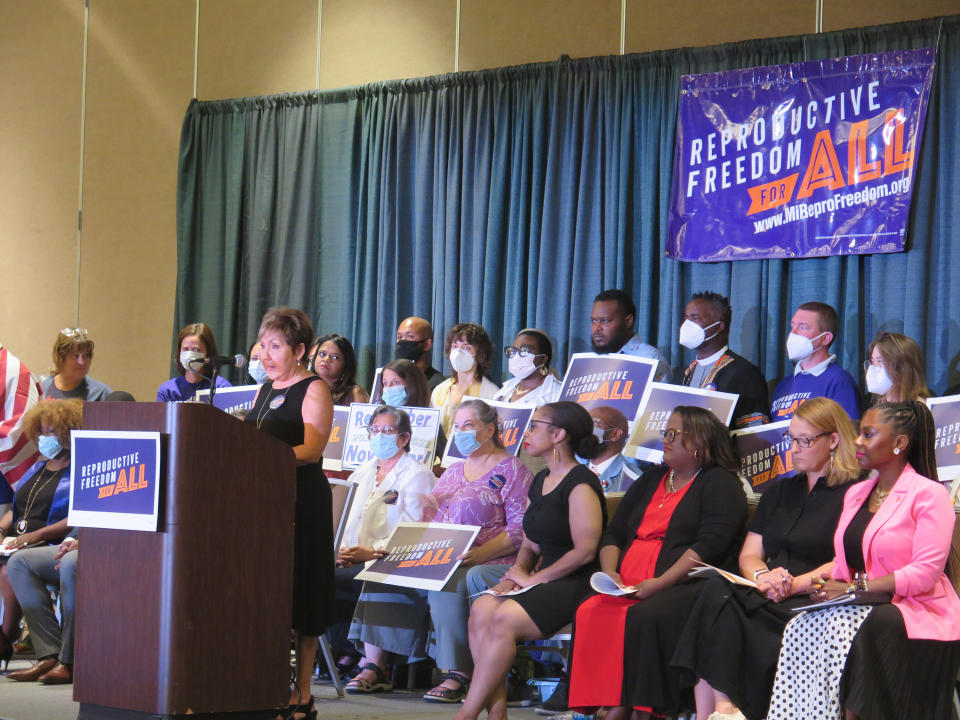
582,406,644,493
395,317,445,391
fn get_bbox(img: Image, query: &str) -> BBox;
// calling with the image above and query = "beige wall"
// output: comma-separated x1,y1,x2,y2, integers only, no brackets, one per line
1,0,953,401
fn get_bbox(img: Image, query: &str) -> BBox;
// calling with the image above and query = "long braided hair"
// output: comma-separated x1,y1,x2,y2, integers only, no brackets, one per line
873,400,939,483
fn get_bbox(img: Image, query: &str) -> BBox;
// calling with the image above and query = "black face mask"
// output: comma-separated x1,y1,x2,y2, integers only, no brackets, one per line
395,339,426,362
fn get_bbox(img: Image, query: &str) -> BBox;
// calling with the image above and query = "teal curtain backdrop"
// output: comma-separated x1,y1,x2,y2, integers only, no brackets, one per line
176,15,960,394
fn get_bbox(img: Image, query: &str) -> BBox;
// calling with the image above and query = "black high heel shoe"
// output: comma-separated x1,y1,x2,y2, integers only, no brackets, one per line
0,637,13,673
290,695,316,720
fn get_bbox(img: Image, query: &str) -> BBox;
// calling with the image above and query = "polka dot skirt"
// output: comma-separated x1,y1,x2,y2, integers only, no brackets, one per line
766,604,874,720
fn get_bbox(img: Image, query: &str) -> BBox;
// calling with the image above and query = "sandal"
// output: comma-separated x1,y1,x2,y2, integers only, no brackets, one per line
344,662,393,694
423,671,470,703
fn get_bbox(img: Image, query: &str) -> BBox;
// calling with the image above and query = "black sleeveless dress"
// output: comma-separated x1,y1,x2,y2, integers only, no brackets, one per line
246,376,334,635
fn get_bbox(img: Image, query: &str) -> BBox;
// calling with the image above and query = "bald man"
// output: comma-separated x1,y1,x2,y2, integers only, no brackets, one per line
395,316,445,391
583,406,644,493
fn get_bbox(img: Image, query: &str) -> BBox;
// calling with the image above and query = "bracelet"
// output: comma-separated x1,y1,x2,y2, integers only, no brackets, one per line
845,583,857,594
753,567,771,582
854,572,868,592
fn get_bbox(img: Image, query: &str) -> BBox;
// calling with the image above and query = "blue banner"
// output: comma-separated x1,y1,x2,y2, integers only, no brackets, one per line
558,353,657,420
668,48,936,261
194,384,259,413
926,395,960,486
68,430,162,531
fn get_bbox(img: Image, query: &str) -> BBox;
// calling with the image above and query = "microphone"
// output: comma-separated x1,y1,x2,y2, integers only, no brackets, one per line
210,354,247,369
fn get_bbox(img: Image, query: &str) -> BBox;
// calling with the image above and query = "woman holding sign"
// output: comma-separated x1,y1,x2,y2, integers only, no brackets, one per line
671,397,861,720
0,399,79,673
245,308,333,720
455,401,607,720
565,406,747,720
346,399,531,702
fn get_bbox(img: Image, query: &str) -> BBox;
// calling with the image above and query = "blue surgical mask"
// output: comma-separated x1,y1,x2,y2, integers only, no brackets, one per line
369,432,400,460
454,429,482,457
248,359,269,385
381,385,408,407
38,435,63,459
574,453,589,465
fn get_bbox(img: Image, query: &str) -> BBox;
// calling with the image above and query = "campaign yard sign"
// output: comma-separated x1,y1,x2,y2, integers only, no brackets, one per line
68,430,162,532
625,383,738,463
732,420,794,493
441,397,534,467
927,395,960,485
355,522,481,591
668,48,936,261
341,403,441,470
194,384,260,414
558,353,657,420
322,406,351,472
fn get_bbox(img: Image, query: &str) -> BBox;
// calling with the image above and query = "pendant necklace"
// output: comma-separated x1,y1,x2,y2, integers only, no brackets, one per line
17,467,60,534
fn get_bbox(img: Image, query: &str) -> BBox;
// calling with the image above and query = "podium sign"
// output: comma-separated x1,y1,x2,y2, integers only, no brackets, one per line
68,430,161,532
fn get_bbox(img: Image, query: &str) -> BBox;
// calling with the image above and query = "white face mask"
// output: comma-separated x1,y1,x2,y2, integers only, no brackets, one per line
508,353,538,380
678,319,720,350
786,331,827,362
449,347,476,373
865,364,894,395
180,350,206,372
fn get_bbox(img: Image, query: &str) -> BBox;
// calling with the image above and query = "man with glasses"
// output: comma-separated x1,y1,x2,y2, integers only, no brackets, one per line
590,289,672,382
40,328,111,401
770,302,860,421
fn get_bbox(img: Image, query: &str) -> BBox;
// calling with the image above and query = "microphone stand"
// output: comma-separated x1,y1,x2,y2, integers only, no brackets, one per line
208,364,221,407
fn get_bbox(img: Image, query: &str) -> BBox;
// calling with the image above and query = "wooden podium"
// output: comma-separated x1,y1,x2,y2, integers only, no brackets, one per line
74,402,296,719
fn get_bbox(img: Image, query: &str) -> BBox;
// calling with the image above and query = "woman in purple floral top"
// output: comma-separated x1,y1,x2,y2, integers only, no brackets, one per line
347,400,533,702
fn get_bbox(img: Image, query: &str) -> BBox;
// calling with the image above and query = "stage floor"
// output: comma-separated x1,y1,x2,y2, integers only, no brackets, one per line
1,658,547,720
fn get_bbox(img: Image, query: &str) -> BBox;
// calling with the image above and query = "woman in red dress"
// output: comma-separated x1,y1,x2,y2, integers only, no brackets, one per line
568,406,747,719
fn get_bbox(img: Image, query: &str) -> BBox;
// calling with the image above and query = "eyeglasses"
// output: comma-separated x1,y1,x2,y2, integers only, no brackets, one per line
782,431,829,448
367,425,399,436
504,345,538,359
659,428,688,443
592,418,613,430
862,359,885,371
60,328,88,337
527,419,555,430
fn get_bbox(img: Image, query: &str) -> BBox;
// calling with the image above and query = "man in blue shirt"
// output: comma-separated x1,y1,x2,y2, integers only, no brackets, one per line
770,302,861,420
590,289,672,382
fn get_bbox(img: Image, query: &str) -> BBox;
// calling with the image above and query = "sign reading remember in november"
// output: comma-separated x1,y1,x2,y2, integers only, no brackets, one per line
355,522,481,591
926,395,960,485
625,383,738,463
558,353,657,420
441,397,534,467
341,403,441,470
732,420,793,493
68,430,162,532
668,48,936,262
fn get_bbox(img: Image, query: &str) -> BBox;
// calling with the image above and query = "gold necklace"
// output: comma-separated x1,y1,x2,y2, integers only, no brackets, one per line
872,486,891,508
659,468,699,509
17,467,61,534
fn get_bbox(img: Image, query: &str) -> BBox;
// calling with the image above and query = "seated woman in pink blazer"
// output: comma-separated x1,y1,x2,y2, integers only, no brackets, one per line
767,400,960,720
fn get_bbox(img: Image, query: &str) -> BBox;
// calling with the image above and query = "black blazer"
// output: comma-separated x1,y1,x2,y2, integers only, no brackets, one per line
601,464,747,577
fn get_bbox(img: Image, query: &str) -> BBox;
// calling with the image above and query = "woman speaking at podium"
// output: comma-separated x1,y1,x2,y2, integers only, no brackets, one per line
246,308,334,720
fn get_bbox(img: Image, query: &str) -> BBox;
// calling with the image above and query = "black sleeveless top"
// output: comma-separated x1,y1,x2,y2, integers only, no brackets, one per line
245,376,320,452
843,499,874,572
523,464,607,570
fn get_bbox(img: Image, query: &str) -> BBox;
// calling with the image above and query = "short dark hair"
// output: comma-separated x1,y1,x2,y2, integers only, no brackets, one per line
672,405,739,473
381,359,431,407
175,322,221,375
516,328,553,368
593,289,636,320
258,308,313,356
692,291,732,328
444,323,494,380
798,302,839,345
